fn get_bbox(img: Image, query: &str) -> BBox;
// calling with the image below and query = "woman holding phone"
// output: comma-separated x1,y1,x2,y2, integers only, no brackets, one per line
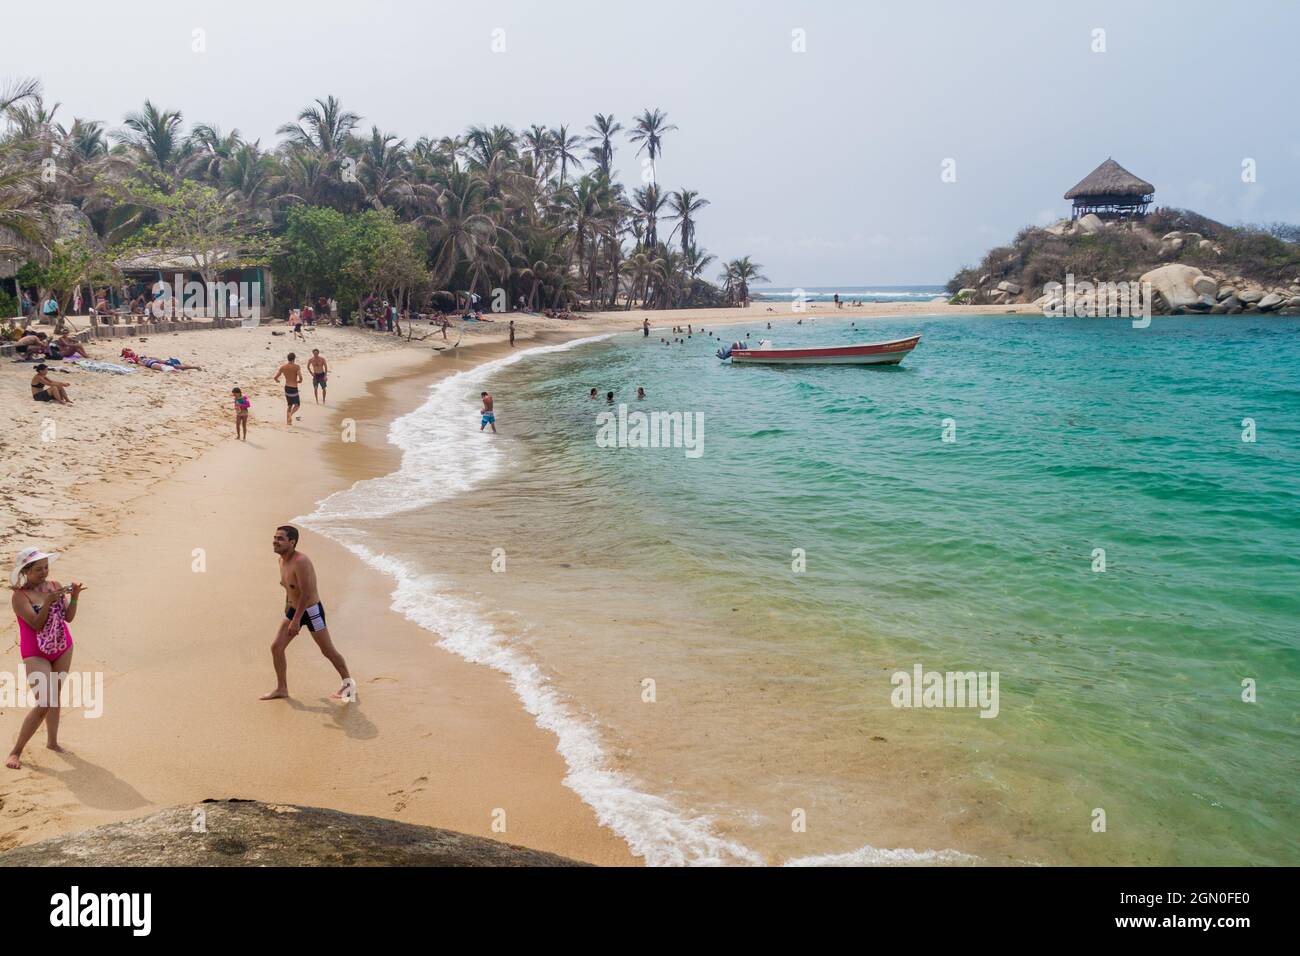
7,548,84,770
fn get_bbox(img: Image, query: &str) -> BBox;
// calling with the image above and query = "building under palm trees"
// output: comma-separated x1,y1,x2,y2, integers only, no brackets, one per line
1064,158,1155,221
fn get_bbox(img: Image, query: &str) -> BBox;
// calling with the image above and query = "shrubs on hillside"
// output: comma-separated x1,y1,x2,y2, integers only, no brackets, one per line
949,207,1300,300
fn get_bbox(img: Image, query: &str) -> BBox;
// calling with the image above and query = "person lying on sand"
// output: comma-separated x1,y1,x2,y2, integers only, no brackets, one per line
261,526,354,702
137,355,202,372
31,365,71,404
7,547,84,770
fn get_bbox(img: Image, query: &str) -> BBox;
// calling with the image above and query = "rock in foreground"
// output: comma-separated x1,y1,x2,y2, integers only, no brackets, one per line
0,800,586,867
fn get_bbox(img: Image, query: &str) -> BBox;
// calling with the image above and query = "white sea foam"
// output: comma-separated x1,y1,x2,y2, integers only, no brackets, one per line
300,334,974,867
784,846,979,867
309,334,616,523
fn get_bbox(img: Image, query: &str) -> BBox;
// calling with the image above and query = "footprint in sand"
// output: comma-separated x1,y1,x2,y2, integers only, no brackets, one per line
390,776,429,813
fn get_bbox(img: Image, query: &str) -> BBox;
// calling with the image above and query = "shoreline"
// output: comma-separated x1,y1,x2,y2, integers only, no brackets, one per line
0,303,1034,864
0,326,637,863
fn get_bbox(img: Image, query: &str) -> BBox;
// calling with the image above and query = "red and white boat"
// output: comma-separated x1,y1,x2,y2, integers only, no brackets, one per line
718,334,921,366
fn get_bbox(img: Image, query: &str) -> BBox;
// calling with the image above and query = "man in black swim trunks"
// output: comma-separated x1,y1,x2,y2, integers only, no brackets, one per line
274,352,303,425
261,525,354,701
307,349,328,404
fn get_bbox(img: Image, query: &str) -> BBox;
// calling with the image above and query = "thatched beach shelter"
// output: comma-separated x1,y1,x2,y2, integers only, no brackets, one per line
1064,158,1154,220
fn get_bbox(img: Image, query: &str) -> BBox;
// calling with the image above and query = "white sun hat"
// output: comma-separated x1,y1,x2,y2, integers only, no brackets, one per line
10,548,58,587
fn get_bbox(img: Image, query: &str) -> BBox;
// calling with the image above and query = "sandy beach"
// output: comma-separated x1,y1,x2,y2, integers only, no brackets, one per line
0,300,1031,863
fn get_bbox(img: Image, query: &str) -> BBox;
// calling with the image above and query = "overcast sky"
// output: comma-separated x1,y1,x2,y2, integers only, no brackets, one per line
8,0,1299,285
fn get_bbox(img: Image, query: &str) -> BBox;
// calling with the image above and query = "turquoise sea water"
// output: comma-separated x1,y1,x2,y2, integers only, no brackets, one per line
473,314,1299,864
311,313,1299,865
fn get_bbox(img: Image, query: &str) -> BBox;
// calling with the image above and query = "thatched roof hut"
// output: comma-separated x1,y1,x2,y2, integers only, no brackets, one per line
1064,159,1154,220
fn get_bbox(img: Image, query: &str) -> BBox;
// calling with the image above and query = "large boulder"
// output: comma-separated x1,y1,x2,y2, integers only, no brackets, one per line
1210,295,1241,314
1192,275,1218,297
996,280,1022,295
1075,213,1104,234
1237,289,1264,304
1140,264,1210,313
0,801,587,867
1257,293,1286,311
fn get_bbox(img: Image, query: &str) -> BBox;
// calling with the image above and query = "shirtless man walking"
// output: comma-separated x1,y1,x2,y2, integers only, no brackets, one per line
261,525,355,701
274,352,303,425
307,349,329,403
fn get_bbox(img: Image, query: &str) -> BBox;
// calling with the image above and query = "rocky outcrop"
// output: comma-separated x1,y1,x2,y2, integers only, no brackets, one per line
950,207,1300,314
1140,264,1210,313
0,801,587,867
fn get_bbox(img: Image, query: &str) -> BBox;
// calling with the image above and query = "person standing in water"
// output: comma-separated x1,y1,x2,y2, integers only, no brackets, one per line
7,548,83,769
643,318,650,338
261,526,354,702
480,391,496,433
307,349,329,404
508,320,516,347
274,353,303,425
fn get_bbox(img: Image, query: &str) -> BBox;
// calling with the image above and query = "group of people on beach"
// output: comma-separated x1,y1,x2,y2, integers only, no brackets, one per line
4,307,642,771
226,348,331,438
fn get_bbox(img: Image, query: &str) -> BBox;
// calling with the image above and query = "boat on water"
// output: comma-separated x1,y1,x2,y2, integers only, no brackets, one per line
716,334,921,366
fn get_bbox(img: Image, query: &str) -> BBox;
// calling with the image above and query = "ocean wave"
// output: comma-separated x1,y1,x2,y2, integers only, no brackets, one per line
319,539,765,866
307,334,616,523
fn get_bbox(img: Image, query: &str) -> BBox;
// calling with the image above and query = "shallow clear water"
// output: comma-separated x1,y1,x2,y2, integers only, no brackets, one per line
310,314,1300,865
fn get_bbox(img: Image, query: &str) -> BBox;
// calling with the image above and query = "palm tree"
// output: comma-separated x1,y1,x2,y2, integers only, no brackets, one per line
0,77,41,116
116,100,187,174
465,124,517,170
549,124,584,186
584,113,622,177
223,142,278,213
521,125,553,180
632,183,668,248
682,243,715,281
719,256,769,305
627,108,677,184
357,127,412,210
185,124,244,183
277,95,360,158
666,189,709,253
424,170,500,293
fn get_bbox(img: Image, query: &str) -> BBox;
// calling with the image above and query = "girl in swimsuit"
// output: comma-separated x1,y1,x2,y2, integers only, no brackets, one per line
7,548,84,770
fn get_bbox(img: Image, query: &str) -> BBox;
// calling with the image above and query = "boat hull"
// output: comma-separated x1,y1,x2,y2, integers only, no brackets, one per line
729,335,921,366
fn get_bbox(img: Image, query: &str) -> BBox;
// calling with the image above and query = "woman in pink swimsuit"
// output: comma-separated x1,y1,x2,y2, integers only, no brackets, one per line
7,547,84,770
